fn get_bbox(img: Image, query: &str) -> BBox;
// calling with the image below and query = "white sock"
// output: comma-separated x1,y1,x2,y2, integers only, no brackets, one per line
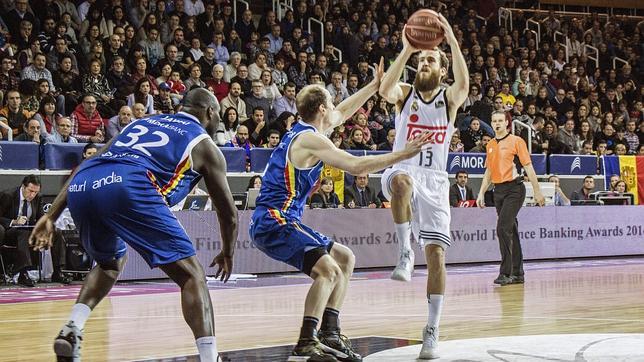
196,336,218,362
68,303,91,330
427,294,444,329
395,222,412,253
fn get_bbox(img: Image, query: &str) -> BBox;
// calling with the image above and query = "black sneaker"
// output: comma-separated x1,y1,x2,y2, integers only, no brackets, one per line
318,329,362,362
493,274,513,285
288,337,338,362
510,275,525,284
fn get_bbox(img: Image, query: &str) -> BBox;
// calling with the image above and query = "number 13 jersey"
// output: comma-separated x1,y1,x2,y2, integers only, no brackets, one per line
78,112,210,206
392,86,455,172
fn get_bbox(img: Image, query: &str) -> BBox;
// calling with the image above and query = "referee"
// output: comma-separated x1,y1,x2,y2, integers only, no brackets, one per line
477,111,544,286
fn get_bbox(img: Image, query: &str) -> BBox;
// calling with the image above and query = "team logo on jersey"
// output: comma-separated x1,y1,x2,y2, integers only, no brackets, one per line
406,124,448,144
411,100,419,112
409,114,419,123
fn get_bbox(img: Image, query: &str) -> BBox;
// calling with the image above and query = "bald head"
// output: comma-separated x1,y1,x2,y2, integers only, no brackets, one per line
183,88,220,114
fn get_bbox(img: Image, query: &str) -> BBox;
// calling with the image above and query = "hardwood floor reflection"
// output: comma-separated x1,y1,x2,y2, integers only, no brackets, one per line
0,258,643,361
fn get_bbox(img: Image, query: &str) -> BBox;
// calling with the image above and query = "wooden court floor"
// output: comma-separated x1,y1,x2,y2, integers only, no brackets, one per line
0,257,643,361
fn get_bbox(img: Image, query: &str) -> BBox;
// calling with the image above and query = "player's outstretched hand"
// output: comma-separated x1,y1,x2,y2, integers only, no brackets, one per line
211,251,233,282
476,195,485,208
402,131,432,158
29,216,54,251
373,56,385,85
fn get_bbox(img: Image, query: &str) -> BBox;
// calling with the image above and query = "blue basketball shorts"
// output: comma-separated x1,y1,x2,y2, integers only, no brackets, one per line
66,164,195,268
250,209,333,275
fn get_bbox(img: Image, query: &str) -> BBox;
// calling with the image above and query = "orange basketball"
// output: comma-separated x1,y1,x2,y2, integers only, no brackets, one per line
405,9,444,50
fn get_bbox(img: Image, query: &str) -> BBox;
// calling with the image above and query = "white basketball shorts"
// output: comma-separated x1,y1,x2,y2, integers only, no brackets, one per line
381,164,451,249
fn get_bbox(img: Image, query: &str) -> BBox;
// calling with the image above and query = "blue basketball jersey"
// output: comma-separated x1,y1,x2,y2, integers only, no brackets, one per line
255,122,324,224
78,112,211,207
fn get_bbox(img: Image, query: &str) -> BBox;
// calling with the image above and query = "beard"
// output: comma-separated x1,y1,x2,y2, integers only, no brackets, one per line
414,69,441,92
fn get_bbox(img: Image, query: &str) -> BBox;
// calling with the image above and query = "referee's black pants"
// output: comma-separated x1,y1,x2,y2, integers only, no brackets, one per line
493,179,526,277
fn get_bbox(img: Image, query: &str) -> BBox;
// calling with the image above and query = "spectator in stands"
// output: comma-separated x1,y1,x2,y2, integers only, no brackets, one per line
327,71,350,106
0,56,20,105
595,123,617,153
614,143,628,156
215,107,239,146
579,140,595,155
346,127,371,151
139,27,164,68
310,177,342,209
461,118,486,152
350,111,375,148
287,50,310,91
183,63,205,91
131,102,146,119
70,94,104,143
344,174,380,209
571,176,595,201
470,133,492,153
273,82,297,119
0,90,34,138
154,83,175,114
247,175,262,190
231,64,251,96
33,95,62,139
197,46,216,80
462,84,481,112
543,120,571,155
260,70,281,107
46,117,77,144
624,120,639,154
548,175,570,206
271,57,288,91
106,105,133,140
14,119,41,143
46,37,79,74
497,82,516,109
637,144,644,156
127,78,155,115
225,124,252,171
219,81,248,122
82,142,98,159
557,119,580,154
449,170,474,207
263,129,280,149
346,74,359,95
271,111,296,139
82,59,119,117
376,128,395,151
244,80,272,121
242,107,268,147
220,50,240,80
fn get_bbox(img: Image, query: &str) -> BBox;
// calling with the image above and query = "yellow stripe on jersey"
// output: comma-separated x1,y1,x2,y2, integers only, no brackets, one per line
282,161,296,212
161,157,192,196
268,208,287,225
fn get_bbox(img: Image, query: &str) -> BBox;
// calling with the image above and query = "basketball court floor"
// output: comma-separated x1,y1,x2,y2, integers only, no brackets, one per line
1,256,643,361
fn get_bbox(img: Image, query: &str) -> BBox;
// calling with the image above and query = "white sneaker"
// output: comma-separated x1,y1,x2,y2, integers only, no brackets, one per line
418,325,439,359
54,321,83,362
390,249,414,282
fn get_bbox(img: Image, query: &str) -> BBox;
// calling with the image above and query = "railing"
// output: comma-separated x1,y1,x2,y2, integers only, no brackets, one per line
526,18,541,41
512,119,532,154
0,122,12,141
332,47,343,63
612,56,629,69
524,29,539,49
553,30,569,63
308,17,324,52
403,65,416,83
503,7,642,21
476,15,488,26
233,0,249,24
584,44,599,69
498,7,513,30
275,1,293,21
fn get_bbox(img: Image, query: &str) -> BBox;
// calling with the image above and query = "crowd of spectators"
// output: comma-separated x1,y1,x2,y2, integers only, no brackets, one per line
0,0,641,161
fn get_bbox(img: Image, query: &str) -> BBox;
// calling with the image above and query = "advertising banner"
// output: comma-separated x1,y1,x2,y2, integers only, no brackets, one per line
120,207,644,280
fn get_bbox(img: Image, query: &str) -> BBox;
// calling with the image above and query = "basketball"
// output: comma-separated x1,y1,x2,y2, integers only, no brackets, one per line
405,9,444,50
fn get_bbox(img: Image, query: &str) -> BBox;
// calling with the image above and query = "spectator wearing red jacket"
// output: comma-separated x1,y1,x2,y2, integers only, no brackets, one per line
70,94,105,143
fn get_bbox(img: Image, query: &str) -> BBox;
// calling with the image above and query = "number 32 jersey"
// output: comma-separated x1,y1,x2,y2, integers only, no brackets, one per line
78,112,210,206
392,86,455,172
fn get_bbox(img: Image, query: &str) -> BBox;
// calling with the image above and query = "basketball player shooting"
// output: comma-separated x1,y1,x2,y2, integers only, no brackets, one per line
378,12,469,359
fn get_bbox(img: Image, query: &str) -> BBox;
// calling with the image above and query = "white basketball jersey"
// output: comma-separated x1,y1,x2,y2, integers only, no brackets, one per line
393,86,455,171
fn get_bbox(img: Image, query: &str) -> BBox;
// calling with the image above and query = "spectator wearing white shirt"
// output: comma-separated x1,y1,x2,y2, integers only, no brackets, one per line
183,0,205,17
325,72,349,106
